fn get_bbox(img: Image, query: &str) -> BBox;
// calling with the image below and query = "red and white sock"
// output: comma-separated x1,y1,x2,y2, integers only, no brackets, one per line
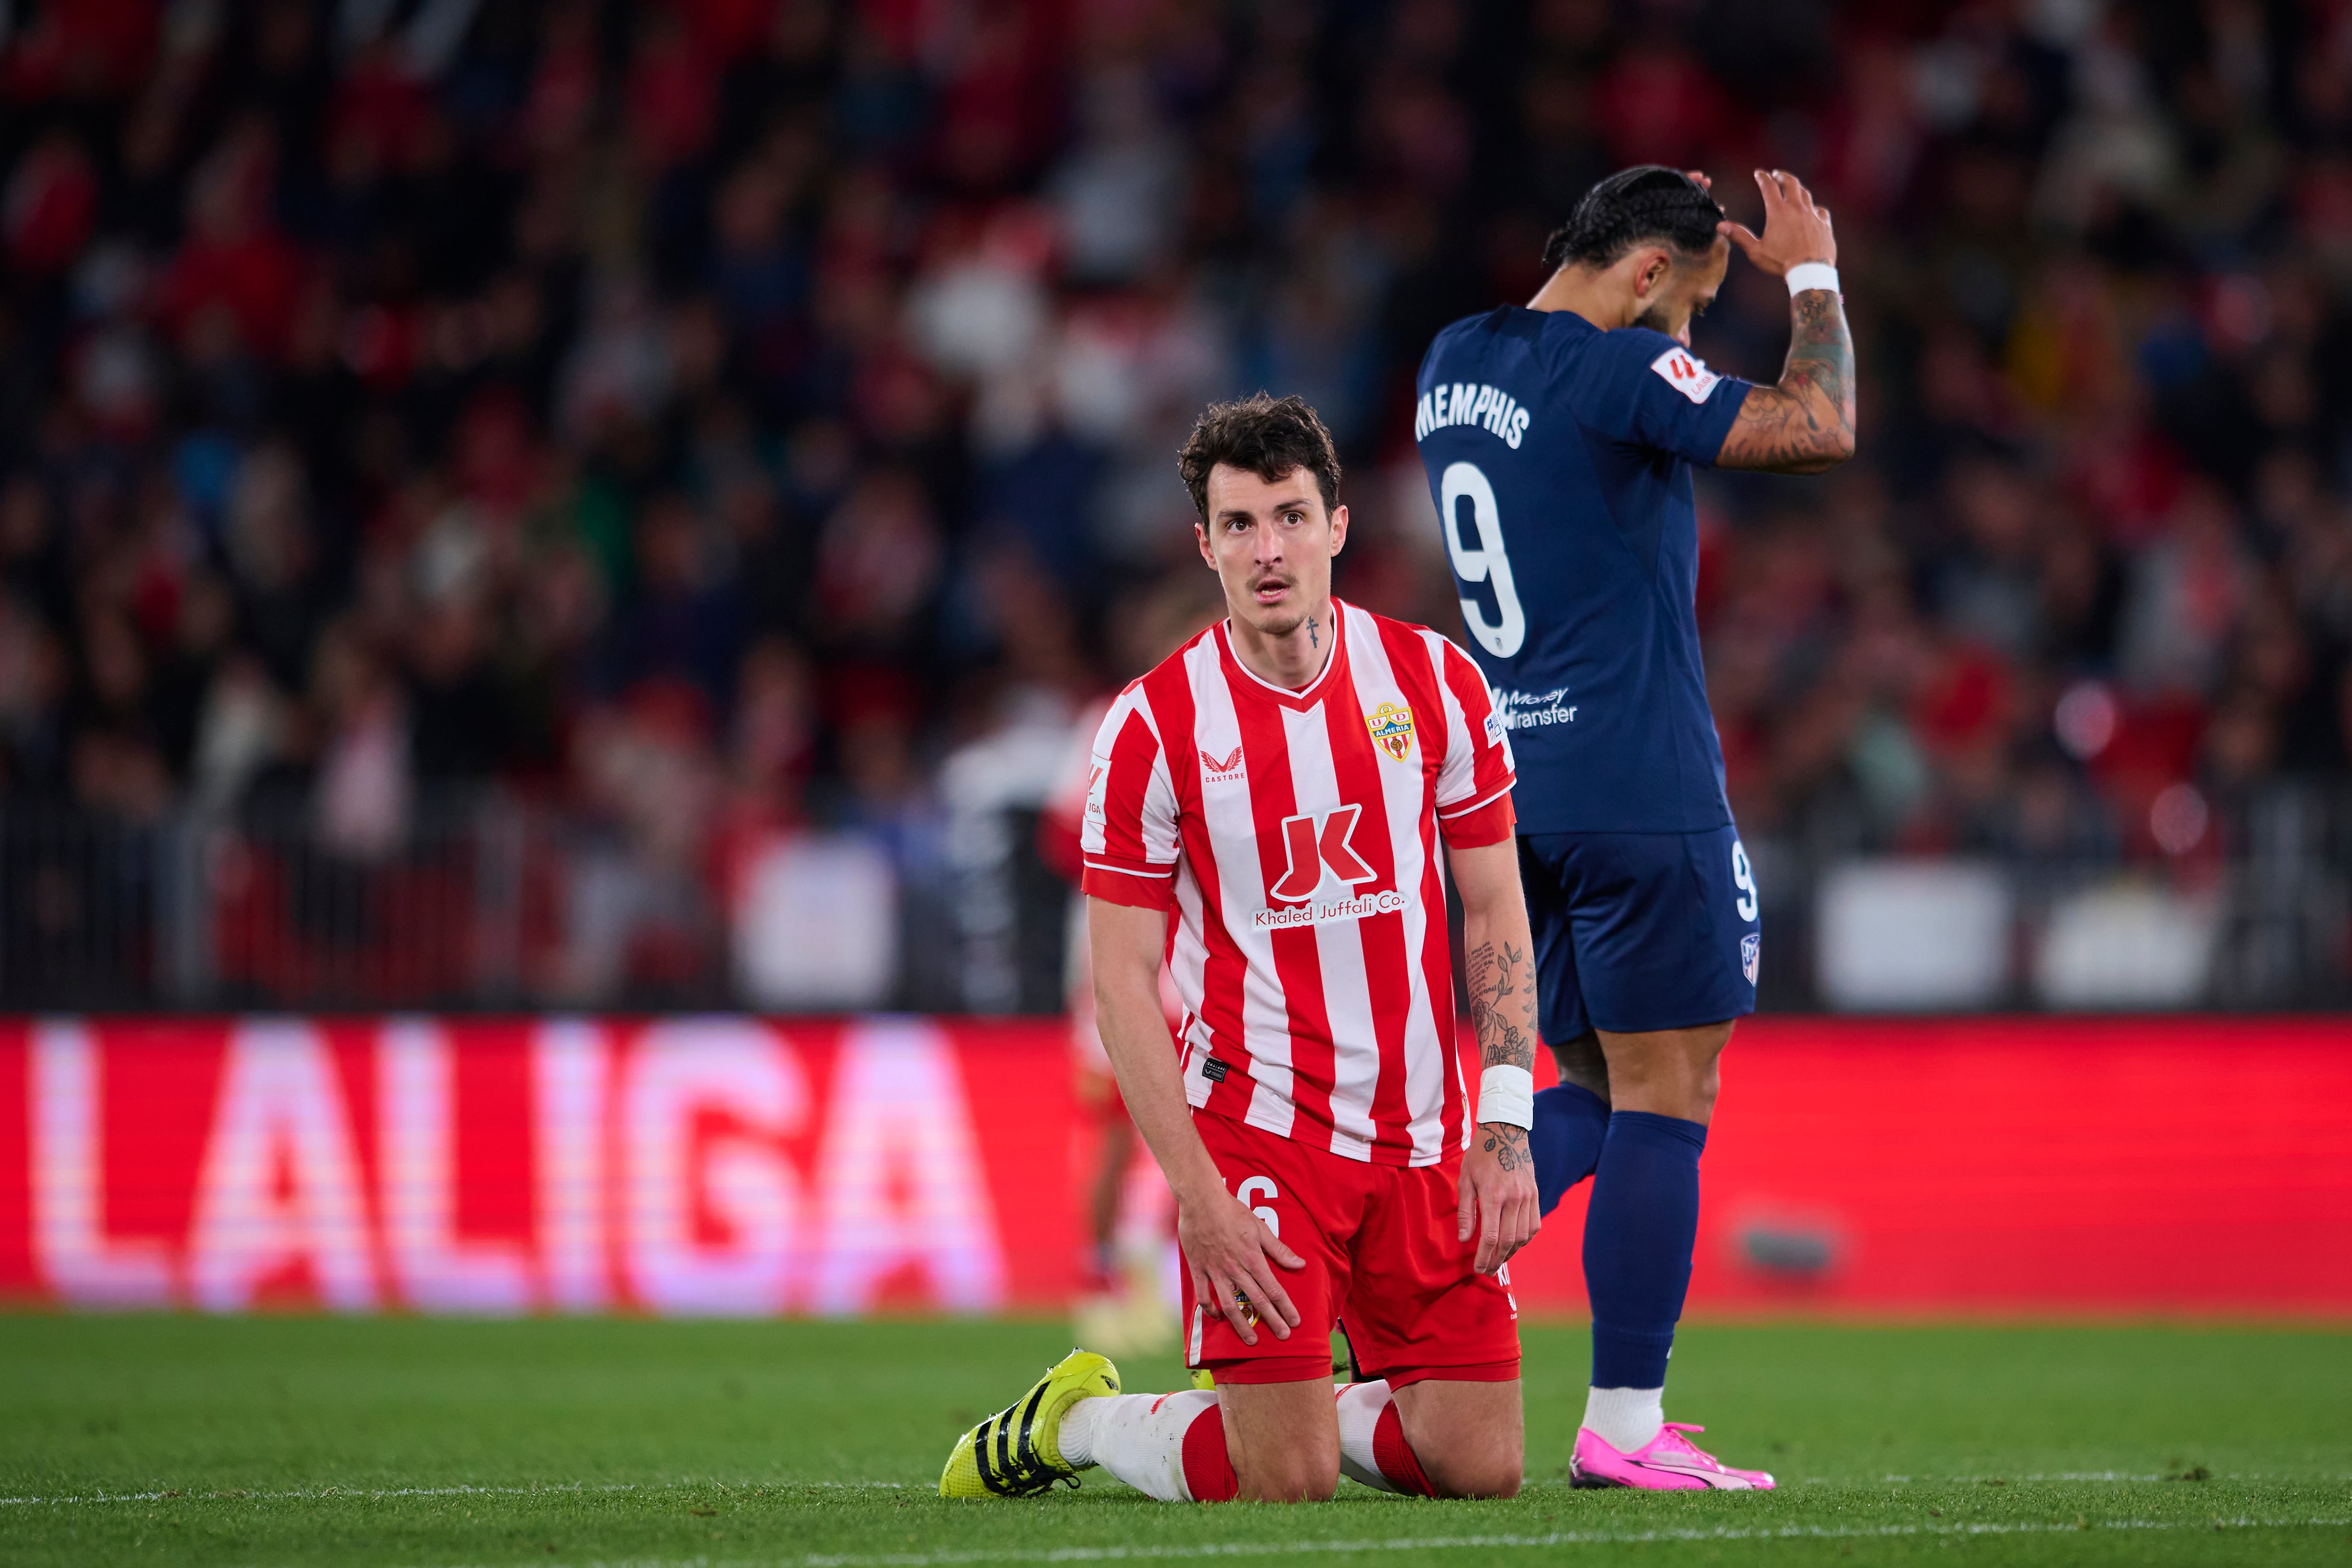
1058,1390,1236,1501
1334,1380,1437,1496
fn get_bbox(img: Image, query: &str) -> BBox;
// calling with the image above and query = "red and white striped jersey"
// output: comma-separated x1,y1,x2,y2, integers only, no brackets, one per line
1080,599,1517,1167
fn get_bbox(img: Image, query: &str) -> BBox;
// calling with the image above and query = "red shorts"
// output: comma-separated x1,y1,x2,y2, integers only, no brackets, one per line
1180,1110,1520,1388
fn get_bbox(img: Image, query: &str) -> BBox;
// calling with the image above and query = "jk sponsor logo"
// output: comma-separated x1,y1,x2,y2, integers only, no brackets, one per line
1269,806,1376,900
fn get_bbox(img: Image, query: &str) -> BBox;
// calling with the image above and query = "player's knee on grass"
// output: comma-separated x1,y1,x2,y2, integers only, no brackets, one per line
1232,1425,1339,1502
1222,1382,1342,1503
1236,1451,1340,1502
1424,1448,1522,1500
1393,1379,1524,1499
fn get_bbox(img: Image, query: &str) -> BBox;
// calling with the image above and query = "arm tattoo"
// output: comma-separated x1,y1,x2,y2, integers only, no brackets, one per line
1716,288,1856,474
1480,1124,1530,1170
1465,939,1536,1074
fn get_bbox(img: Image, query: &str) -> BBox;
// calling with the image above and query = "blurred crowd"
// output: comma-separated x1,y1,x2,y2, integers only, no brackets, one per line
3,0,2352,1003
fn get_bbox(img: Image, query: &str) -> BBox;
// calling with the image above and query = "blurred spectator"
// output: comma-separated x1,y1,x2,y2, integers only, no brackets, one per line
559,679,723,1002
310,618,408,860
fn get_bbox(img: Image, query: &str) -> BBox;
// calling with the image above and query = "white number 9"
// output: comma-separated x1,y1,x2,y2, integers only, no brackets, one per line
1732,838,1758,923
1440,462,1526,659
1236,1176,1280,1239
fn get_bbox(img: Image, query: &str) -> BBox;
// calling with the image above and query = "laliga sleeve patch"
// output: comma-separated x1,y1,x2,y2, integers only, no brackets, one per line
1649,346,1723,405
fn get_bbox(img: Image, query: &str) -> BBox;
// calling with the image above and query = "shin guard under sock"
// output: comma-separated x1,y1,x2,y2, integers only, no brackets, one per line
1334,1380,1437,1496
1372,1403,1437,1495
1530,1082,1611,1215
1060,1390,1234,1501
1179,1401,1239,1501
1582,1110,1707,1392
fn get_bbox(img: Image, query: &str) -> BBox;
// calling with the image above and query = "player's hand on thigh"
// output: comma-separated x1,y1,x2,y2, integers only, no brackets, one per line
1180,1189,1305,1345
1458,1122,1540,1275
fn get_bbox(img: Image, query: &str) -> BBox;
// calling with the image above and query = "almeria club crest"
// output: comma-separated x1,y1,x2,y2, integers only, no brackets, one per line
1366,702,1415,762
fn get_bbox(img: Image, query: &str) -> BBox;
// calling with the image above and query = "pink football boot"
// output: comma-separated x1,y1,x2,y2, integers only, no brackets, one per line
1570,1422,1777,1490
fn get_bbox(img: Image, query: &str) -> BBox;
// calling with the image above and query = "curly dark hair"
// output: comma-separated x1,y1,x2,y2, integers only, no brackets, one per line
1176,393,1342,523
1542,165,1726,271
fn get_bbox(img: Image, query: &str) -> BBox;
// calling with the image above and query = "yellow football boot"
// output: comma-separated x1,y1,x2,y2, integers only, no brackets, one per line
938,1348,1121,1498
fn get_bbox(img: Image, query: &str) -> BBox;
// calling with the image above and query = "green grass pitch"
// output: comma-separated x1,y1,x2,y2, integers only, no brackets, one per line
1,1315,2346,1566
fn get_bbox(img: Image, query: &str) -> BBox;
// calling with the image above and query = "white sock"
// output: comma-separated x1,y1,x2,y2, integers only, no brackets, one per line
1334,1380,1400,1492
1058,1389,1217,1501
1581,1385,1664,1452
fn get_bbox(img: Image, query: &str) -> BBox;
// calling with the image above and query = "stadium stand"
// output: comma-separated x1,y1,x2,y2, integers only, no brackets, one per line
1,0,2349,1010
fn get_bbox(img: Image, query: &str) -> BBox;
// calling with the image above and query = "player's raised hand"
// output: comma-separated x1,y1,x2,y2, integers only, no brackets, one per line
1718,169,1836,278
1458,1121,1540,1275
1178,1186,1305,1346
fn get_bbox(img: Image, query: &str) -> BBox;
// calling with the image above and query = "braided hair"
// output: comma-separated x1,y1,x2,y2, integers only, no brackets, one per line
1542,165,1725,271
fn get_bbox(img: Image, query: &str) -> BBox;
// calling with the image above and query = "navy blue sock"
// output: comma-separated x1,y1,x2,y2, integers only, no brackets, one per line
1530,1082,1611,1215
1583,1109,1707,1389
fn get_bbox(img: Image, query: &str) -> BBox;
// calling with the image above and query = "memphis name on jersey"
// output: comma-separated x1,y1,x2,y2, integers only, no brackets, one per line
1077,600,1518,1167
1414,381,1530,449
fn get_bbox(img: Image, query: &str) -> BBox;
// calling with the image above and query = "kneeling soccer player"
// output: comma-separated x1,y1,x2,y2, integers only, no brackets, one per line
941,393,1543,1503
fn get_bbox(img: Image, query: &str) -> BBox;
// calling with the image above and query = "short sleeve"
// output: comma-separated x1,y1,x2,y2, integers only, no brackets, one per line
1430,638,1518,847
1570,326,1752,467
1079,687,1181,911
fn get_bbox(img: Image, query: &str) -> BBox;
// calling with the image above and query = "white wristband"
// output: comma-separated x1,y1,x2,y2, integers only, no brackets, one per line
1785,262,1840,296
1478,1064,1535,1130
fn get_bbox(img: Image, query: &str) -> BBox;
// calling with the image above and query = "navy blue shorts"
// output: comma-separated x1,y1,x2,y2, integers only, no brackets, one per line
1517,825,1761,1041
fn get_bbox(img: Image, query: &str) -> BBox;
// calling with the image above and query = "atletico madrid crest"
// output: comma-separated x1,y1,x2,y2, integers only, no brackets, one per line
1366,701,1415,762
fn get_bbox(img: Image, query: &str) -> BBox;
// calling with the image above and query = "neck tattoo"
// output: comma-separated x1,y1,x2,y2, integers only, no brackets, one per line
1307,616,1319,649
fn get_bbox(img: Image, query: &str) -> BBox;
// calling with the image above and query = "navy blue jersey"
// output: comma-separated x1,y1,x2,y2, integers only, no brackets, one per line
1414,306,1753,834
